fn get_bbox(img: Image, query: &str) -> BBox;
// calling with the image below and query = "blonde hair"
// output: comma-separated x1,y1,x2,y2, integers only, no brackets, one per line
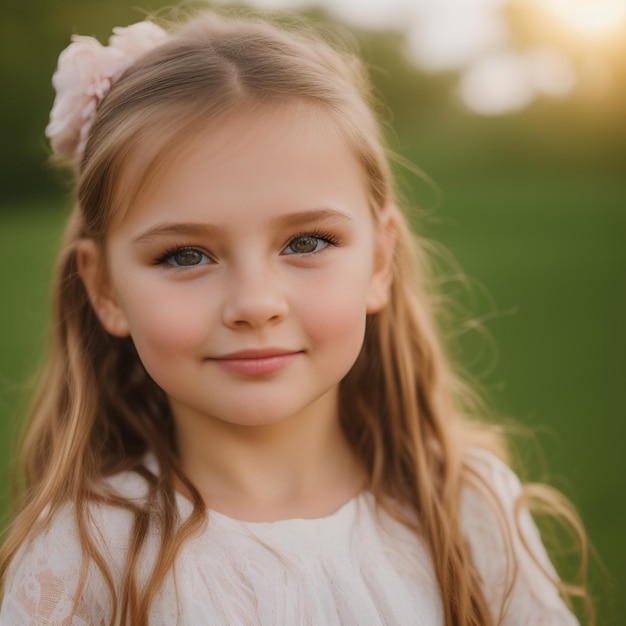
0,9,592,625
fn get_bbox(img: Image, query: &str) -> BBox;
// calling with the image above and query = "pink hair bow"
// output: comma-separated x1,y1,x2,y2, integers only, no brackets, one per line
45,21,168,163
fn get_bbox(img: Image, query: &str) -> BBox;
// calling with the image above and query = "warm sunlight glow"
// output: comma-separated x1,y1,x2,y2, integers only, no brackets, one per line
538,0,626,35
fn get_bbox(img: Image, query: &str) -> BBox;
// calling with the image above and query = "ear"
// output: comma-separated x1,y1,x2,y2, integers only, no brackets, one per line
76,238,130,337
366,205,398,314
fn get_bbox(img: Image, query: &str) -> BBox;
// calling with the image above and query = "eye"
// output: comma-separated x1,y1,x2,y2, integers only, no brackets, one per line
283,232,338,256
157,247,212,268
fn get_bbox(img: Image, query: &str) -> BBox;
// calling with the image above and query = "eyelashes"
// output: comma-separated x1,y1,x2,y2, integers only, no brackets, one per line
153,229,341,269
154,246,212,268
283,229,340,255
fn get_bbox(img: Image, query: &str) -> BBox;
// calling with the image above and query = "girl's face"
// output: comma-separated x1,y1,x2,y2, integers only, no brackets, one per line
81,105,394,430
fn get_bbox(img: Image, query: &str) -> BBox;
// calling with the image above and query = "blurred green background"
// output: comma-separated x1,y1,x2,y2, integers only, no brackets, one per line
0,0,623,622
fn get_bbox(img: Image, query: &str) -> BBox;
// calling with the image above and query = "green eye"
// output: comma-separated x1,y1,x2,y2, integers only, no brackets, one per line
173,249,203,266
161,248,211,267
284,236,328,255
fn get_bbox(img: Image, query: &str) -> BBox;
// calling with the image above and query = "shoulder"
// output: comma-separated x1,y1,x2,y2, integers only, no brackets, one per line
459,447,579,625
459,447,525,577
1,503,111,625
0,468,151,625
460,446,524,528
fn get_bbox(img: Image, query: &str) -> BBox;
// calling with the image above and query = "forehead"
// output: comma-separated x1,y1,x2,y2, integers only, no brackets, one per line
110,103,372,232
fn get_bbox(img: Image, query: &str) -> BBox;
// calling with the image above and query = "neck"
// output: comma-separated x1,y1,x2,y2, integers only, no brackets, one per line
171,391,365,522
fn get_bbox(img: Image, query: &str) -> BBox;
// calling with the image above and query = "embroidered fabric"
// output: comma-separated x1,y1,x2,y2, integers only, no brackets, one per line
0,450,578,625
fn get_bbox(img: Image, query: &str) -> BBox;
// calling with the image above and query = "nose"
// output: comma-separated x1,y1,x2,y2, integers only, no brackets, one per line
222,261,289,329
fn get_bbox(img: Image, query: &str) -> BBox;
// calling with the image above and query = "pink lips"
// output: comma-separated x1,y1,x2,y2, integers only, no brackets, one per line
210,348,300,376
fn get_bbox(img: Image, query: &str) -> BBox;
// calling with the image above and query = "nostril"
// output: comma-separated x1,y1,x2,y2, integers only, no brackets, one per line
222,295,289,329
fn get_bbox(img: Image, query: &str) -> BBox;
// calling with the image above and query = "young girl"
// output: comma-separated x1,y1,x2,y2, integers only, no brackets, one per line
0,9,591,626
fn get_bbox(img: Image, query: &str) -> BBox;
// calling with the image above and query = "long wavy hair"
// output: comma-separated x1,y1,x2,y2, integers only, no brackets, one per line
0,9,593,625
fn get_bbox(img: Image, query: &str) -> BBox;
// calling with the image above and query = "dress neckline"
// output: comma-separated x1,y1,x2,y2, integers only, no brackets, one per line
205,491,366,528
141,452,368,527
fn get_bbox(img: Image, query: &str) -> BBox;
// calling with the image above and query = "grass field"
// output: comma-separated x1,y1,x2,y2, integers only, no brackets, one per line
0,169,624,621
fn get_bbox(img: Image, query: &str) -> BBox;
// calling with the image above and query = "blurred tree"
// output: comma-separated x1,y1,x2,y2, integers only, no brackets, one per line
0,0,175,204
505,0,626,169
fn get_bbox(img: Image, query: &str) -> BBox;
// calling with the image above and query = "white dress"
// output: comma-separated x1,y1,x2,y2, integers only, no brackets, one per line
0,449,578,625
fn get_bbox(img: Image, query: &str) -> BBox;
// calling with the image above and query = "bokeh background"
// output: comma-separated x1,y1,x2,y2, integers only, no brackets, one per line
0,0,623,621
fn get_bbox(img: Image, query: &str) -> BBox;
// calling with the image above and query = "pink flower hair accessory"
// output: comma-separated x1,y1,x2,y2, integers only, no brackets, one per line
45,21,168,163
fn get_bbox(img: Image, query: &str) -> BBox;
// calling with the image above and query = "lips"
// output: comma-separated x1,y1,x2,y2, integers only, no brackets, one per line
209,348,301,376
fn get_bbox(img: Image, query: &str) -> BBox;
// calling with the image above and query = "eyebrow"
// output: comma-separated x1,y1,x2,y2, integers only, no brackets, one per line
132,208,353,245
132,222,218,245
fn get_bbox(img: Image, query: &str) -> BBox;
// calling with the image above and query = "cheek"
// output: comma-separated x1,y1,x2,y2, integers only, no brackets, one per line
298,264,371,352
116,280,212,359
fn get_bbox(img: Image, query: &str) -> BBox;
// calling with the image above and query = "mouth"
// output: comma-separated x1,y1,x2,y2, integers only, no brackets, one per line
209,348,301,376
